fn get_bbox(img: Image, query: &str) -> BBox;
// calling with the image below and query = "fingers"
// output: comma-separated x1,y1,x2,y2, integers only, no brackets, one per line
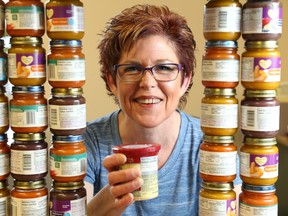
108,167,141,186
103,153,127,172
110,177,143,198
114,193,134,209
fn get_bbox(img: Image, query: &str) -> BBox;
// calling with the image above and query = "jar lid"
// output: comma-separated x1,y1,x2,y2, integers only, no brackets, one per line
0,133,8,142
243,136,277,146
12,86,45,93
0,179,8,189
50,40,82,47
113,143,161,157
14,179,46,189
202,181,234,191
13,132,46,141
244,90,277,98
52,135,83,142
203,135,234,144
0,86,6,94
205,40,238,48
10,36,43,45
52,180,84,190
51,88,83,96
245,41,278,49
204,88,236,96
242,183,275,193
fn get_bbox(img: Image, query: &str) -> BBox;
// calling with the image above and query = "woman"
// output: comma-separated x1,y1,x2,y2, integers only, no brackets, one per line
84,4,240,216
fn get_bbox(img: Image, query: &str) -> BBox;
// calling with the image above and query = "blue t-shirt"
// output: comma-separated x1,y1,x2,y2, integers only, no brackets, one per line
84,110,240,215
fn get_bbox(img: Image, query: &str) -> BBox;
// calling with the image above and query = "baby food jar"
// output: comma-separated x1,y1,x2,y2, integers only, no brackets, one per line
10,86,48,133
201,88,238,136
5,0,45,37
240,137,278,186
11,179,48,215
46,0,84,40
242,0,282,41
199,181,236,216
241,41,281,90
239,183,278,216
0,134,10,181
0,86,9,134
0,39,7,86
241,90,279,138
50,181,87,215
0,1,4,38
10,132,48,181
202,40,239,88
8,36,46,86
50,135,87,182
48,87,86,135
200,135,237,182
0,179,10,215
203,0,242,41
113,143,161,201
48,40,86,88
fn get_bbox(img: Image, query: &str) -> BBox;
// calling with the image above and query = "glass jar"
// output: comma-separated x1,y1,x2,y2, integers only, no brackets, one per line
240,137,278,186
46,0,84,40
201,88,238,136
203,0,242,41
0,134,10,181
48,40,86,88
202,40,239,88
50,135,87,182
48,87,86,135
8,37,46,86
239,183,278,216
199,181,236,216
0,39,7,86
5,0,45,37
11,179,48,215
0,1,4,38
0,179,10,215
241,41,281,90
241,90,279,138
50,181,87,215
10,132,48,181
242,0,282,41
0,86,9,134
200,135,237,182
10,86,48,133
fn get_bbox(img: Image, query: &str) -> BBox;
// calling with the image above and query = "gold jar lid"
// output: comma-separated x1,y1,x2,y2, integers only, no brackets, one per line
51,88,83,96
13,132,46,141
52,181,84,190
204,88,236,96
243,137,277,146
245,41,278,49
10,36,43,45
244,90,277,98
0,179,8,189
202,181,234,191
203,135,235,144
14,179,46,189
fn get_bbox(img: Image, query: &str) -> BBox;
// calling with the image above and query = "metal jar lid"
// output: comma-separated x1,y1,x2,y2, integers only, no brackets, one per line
244,90,277,98
50,40,82,47
0,179,8,189
14,179,46,189
0,86,6,94
0,134,7,142
12,86,45,93
13,132,46,141
205,40,238,48
202,181,234,191
242,183,276,193
243,136,277,146
52,135,83,143
10,36,43,45
51,88,83,96
245,41,278,49
52,180,84,190
203,135,235,144
204,88,236,96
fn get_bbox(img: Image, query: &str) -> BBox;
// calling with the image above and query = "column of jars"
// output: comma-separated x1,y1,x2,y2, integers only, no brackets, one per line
199,0,242,215
238,0,282,215
45,0,87,215
5,0,49,215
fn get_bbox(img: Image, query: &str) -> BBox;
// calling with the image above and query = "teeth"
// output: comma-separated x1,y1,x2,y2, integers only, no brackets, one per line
137,98,161,104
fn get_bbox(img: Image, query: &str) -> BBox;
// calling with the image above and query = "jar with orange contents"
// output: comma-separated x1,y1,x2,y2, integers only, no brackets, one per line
48,40,85,88
200,135,237,182
46,0,84,40
0,1,4,38
5,0,45,37
0,134,10,181
8,37,46,86
10,86,48,133
11,179,48,215
0,179,10,215
239,183,278,216
202,41,239,88
0,86,9,134
50,135,87,182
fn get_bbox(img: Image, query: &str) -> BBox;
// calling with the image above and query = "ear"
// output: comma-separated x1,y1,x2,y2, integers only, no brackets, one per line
180,71,192,96
107,73,118,96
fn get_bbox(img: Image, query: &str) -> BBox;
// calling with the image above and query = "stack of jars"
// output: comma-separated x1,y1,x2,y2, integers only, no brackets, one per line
199,0,242,215
238,0,282,215
5,0,49,215
45,0,88,215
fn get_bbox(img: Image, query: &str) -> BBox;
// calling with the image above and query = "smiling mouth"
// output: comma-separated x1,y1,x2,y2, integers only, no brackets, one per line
136,98,162,104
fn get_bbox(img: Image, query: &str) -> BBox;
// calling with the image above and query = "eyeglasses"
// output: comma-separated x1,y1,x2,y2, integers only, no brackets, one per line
113,63,183,82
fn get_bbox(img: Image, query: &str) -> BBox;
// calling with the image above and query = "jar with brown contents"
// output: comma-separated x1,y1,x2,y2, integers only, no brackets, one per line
0,86,9,134
0,179,10,215
0,134,10,181
0,39,8,86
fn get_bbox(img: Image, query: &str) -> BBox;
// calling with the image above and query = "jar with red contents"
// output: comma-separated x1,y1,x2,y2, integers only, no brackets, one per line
0,134,10,181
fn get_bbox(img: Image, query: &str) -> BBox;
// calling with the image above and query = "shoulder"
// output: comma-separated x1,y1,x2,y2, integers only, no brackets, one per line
180,111,202,141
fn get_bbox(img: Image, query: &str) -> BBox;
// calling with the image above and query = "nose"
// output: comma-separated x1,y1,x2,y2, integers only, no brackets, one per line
139,69,157,88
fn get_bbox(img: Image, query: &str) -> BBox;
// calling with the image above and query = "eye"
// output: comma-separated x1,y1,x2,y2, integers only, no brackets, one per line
154,64,176,72
123,65,142,73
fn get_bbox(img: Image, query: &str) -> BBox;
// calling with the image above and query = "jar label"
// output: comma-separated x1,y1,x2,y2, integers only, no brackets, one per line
48,104,86,130
202,59,239,82
8,53,46,78
11,149,48,175
241,105,280,131
199,196,237,216
10,104,48,128
46,5,84,32
0,102,8,127
0,153,10,176
0,196,10,215
241,57,281,82
204,7,241,32
239,202,277,216
200,150,237,176
243,6,282,34
5,6,45,30
49,153,87,177
0,57,7,82
240,152,278,179
201,104,238,128
11,195,48,216
50,196,86,216
48,59,86,81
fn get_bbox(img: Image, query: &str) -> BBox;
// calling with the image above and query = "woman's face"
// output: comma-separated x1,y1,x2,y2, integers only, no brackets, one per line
108,35,191,128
